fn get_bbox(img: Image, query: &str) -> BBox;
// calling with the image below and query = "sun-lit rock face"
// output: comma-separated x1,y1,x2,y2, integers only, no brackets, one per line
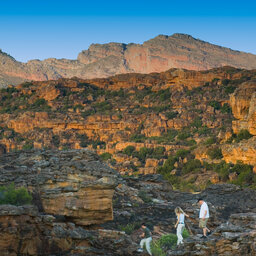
230,80,256,135
0,205,138,256
222,137,256,167
2,33,256,87
0,149,120,225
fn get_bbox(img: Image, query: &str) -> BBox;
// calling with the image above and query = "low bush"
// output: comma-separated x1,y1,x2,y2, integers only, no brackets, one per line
209,100,221,110
100,152,112,161
182,159,202,175
130,134,146,143
0,183,32,206
204,137,216,146
177,131,191,140
138,190,152,203
220,103,232,114
235,129,253,142
118,222,140,235
151,230,189,256
123,145,136,156
165,111,178,119
207,147,223,160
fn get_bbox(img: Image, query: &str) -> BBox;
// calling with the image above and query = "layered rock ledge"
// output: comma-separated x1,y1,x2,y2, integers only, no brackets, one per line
0,149,120,225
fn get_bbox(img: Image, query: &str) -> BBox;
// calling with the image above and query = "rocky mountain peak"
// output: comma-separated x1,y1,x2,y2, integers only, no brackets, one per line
1,34,256,87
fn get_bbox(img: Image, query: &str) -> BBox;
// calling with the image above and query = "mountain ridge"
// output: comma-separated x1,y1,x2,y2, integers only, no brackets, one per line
1,33,256,86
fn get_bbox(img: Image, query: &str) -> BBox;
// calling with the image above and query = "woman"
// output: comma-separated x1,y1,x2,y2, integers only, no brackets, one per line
174,207,189,245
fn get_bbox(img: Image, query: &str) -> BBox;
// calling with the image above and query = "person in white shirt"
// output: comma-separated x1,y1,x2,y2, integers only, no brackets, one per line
174,207,189,245
197,198,211,238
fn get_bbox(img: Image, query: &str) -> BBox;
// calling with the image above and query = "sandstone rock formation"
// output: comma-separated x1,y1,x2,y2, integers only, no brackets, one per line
1,67,256,185
1,33,256,86
230,80,256,135
0,150,256,255
222,137,256,167
0,149,120,225
0,205,138,256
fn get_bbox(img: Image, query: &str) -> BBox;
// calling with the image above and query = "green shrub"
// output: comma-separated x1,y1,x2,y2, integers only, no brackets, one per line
197,126,211,135
22,142,33,151
77,134,89,147
118,223,140,235
130,134,146,143
0,183,32,206
152,230,190,255
235,129,253,142
151,243,166,256
132,147,153,162
177,131,191,140
151,147,165,159
207,147,223,160
190,117,202,129
100,152,112,161
222,79,230,86
204,137,216,145
52,135,60,147
91,140,106,149
209,101,221,110
224,85,236,94
123,145,136,156
221,103,232,114
182,159,202,175
138,190,152,203
165,111,178,119
175,149,190,158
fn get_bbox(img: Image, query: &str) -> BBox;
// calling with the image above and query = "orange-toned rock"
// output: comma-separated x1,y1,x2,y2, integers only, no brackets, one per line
230,81,256,135
2,33,256,87
222,137,256,167
145,158,160,168
0,149,120,226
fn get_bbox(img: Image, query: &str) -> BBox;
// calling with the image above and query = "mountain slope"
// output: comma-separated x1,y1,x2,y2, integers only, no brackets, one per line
1,33,256,86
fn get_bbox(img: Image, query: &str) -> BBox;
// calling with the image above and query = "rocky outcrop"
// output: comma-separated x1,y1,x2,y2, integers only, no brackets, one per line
0,205,138,256
169,212,256,255
1,33,256,86
230,80,256,135
0,149,256,255
222,137,256,167
0,149,120,225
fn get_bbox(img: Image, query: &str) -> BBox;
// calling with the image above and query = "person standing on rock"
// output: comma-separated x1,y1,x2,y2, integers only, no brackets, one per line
137,223,152,255
197,198,211,238
174,207,189,245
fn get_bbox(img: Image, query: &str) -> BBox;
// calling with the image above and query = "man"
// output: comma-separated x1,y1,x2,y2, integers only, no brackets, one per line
197,198,211,238
137,223,152,255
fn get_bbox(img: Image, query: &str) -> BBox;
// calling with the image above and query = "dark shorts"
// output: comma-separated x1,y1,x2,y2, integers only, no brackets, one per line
199,218,208,228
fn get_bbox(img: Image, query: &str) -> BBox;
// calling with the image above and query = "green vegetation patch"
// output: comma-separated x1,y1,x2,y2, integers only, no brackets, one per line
0,183,32,206
151,230,189,256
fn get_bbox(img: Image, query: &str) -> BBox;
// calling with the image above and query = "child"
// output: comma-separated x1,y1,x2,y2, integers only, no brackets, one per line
137,223,152,255
174,207,189,245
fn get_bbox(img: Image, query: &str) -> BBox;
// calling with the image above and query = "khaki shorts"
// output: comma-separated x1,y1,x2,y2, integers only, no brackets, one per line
199,218,209,228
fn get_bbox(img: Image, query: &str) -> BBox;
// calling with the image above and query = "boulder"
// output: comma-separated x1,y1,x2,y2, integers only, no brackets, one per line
0,149,120,225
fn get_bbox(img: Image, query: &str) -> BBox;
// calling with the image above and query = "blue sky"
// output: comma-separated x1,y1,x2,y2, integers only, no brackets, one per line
0,0,256,62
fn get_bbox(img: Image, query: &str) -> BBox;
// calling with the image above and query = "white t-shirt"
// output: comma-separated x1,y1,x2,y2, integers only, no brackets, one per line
199,202,209,218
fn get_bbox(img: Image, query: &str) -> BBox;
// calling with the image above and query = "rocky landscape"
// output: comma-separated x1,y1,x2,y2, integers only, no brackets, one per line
0,149,255,255
0,66,256,191
1,33,256,86
0,63,256,255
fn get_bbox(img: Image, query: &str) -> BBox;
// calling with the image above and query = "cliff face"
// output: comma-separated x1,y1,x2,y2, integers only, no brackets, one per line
0,149,120,226
230,80,256,135
0,151,256,255
0,67,256,189
2,33,256,86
